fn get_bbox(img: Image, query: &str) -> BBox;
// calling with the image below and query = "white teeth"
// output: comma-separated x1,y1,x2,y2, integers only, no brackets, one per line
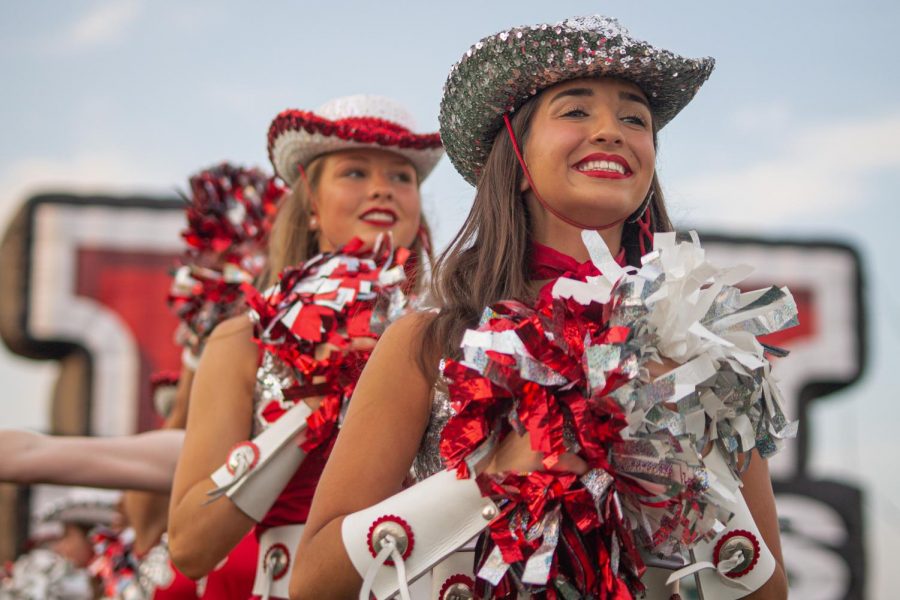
577,160,626,175
362,211,395,223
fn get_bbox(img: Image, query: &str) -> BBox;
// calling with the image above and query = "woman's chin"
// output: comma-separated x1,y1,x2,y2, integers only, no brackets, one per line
556,205,632,228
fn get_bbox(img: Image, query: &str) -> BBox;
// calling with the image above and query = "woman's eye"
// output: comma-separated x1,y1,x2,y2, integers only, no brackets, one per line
392,171,414,183
622,114,648,127
562,107,588,118
344,168,366,178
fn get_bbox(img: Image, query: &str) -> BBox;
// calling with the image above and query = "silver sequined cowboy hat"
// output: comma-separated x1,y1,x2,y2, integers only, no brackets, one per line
439,15,715,186
268,95,444,187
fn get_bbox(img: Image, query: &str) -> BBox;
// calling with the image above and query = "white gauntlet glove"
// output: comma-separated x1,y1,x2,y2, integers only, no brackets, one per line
643,446,776,600
207,401,312,521
341,470,497,600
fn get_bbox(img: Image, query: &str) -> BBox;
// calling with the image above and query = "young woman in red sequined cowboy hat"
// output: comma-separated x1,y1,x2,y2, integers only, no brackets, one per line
291,16,791,600
168,95,443,600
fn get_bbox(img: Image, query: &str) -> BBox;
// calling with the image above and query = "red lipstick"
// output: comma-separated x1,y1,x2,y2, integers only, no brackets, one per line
573,153,633,179
359,207,398,228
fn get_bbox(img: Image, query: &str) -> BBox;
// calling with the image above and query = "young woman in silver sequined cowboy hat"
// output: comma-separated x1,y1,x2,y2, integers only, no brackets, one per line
291,16,788,600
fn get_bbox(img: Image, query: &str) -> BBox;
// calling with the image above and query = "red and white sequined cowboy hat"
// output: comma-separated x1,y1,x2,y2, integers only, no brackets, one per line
267,95,444,187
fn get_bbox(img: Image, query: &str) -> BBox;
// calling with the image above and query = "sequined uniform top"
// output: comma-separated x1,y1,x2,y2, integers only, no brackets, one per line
409,366,455,483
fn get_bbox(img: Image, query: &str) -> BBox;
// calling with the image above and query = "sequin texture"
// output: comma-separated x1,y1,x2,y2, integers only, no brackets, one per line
410,378,455,482
439,15,715,185
252,350,296,436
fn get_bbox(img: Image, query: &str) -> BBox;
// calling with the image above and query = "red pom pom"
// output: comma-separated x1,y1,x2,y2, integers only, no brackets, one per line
246,240,410,457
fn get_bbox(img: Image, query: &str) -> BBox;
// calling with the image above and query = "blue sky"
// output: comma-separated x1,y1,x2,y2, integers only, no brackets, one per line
1,1,899,596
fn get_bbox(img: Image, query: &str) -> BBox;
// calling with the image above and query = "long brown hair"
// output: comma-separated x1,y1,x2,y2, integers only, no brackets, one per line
262,154,433,288
420,95,673,375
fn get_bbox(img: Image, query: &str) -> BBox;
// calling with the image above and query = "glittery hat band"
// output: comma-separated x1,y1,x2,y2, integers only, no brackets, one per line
503,113,624,232
268,97,444,187
268,112,442,154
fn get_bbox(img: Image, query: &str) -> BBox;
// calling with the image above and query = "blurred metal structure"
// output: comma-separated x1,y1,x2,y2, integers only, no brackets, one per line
703,234,867,599
0,194,184,561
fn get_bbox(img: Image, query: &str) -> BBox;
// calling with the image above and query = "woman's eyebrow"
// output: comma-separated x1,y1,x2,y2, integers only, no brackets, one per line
547,87,594,106
620,90,651,109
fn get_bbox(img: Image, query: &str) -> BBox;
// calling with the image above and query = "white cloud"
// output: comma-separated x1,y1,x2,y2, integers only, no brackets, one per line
671,112,900,228
58,0,143,51
730,101,793,134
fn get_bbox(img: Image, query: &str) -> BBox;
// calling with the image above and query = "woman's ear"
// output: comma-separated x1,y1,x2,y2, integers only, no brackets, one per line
519,175,530,194
308,193,320,231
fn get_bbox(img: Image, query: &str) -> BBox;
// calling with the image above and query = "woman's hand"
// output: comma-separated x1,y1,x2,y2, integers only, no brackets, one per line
646,355,679,380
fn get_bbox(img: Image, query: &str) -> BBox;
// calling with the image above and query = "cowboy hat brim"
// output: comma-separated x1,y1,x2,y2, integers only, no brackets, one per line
439,15,714,186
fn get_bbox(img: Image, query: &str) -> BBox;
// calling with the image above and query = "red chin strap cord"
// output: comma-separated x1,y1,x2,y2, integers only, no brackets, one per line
502,113,654,255
297,163,313,198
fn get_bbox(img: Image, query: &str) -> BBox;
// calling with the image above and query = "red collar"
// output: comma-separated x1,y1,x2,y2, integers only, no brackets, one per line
529,241,626,302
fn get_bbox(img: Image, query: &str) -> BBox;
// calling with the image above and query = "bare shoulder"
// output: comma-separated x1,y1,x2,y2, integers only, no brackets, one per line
369,310,439,373
380,310,437,345
207,313,254,342
191,314,258,405
354,310,439,403
200,314,257,365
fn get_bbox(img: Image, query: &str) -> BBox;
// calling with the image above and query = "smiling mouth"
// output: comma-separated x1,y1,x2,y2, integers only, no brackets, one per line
573,155,633,179
360,209,397,226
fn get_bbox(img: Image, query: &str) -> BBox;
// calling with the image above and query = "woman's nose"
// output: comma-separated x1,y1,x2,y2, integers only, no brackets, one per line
590,112,624,146
369,173,394,200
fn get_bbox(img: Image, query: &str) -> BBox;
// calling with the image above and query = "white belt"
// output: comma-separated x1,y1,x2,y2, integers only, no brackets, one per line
253,524,305,600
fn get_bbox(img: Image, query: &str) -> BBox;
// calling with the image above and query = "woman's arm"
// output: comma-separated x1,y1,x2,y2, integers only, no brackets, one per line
167,315,259,579
738,451,788,599
290,313,436,600
122,490,170,555
0,429,183,492
164,364,195,430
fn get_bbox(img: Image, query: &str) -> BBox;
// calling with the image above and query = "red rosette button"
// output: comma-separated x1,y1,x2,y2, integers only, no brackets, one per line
438,573,475,600
225,441,260,478
713,529,761,578
367,515,414,566
263,542,291,581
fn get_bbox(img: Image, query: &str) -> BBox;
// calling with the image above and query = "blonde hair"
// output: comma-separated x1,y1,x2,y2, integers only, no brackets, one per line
262,154,433,288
